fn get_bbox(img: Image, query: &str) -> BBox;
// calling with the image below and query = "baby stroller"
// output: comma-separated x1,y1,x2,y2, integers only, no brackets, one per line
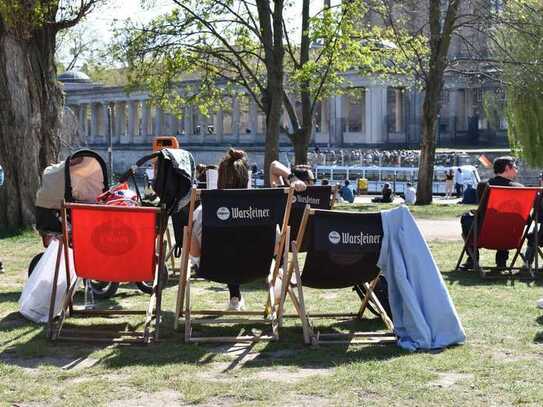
30,150,164,299
119,147,195,268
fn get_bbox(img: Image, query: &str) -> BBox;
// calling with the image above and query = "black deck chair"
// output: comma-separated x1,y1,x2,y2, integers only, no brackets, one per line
289,185,335,252
281,207,395,345
174,187,294,343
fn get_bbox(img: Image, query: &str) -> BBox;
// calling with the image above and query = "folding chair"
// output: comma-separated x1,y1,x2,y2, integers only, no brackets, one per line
455,186,542,279
288,185,334,252
174,187,293,343
281,207,395,345
47,203,168,343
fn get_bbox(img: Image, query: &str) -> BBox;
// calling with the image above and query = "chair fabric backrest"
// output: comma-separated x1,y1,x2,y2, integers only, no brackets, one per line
199,188,288,285
477,186,540,250
301,209,382,289
290,185,332,252
69,204,158,282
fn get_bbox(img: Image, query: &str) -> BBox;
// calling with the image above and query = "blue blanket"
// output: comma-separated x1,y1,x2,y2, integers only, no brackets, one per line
378,206,466,351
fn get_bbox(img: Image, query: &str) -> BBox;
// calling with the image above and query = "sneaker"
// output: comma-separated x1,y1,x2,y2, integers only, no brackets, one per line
0,262,4,273
228,296,245,311
537,298,543,309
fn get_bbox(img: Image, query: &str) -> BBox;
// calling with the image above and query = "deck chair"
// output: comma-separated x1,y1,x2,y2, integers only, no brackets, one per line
455,185,542,279
47,203,168,343
289,185,335,252
281,207,395,345
174,187,293,343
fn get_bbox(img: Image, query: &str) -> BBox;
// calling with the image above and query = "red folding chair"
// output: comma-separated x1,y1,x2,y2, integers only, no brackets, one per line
47,203,168,343
455,186,541,279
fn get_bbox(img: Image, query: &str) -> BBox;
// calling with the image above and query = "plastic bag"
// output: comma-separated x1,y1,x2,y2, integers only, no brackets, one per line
19,239,75,323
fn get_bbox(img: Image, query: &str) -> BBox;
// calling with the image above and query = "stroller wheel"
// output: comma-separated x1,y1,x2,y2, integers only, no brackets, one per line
84,280,119,299
136,264,168,295
28,252,44,277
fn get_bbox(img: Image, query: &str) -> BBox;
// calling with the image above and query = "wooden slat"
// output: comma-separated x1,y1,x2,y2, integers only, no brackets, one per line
190,318,272,325
188,335,277,343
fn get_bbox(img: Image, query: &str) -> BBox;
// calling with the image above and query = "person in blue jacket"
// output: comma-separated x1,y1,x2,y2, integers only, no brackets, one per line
339,179,355,203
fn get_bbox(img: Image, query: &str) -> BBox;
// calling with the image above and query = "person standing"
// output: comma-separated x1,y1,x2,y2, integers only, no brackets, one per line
454,168,464,198
404,182,417,205
445,169,454,198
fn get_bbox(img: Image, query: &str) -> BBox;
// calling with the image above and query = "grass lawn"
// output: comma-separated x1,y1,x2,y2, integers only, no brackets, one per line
1,228,543,406
334,201,478,219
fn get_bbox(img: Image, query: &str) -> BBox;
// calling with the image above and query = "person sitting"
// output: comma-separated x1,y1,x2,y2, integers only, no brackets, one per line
372,183,394,203
459,156,522,271
339,180,355,203
269,160,314,191
461,183,477,204
404,182,416,205
190,148,262,311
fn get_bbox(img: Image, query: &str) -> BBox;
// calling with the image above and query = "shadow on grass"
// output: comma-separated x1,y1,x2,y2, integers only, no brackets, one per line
443,269,543,287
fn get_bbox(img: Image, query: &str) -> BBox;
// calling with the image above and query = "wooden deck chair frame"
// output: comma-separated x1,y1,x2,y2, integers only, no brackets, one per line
455,186,542,279
47,202,168,344
174,187,294,343
279,207,395,345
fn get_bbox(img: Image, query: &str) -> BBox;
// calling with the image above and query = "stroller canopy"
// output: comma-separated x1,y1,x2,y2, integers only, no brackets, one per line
35,150,108,209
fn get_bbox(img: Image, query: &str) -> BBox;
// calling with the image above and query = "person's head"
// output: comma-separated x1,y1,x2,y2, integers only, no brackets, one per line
321,179,329,186
218,148,249,189
344,179,350,186
291,164,315,185
383,182,390,190
406,182,412,188
493,156,518,179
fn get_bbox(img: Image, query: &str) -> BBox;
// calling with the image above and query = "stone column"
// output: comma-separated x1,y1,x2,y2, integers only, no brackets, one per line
216,108,224,142
141,100,151,141
90,102,98,144
154,106,163,136
365,87,387,144
184,105,192,137
78,104,87,143
116,101,128,144
334,95,342,145
232,96,240,142
101,101,110,142
127,100,137,143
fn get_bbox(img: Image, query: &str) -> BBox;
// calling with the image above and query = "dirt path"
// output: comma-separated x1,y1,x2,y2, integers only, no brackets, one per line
416,218,461,241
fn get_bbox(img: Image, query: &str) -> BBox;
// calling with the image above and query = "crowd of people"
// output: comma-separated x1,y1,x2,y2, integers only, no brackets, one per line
307,148,473,168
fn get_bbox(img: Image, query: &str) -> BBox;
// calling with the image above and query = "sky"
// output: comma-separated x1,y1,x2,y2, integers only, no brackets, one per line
58,0,335,68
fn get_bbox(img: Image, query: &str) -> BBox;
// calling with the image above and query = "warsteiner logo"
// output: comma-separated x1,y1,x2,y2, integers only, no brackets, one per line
328,231,341,244
217,207,231,221
91,222,137,256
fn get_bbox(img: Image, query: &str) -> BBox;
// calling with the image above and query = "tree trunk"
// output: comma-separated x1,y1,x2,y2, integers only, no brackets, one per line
416,89,439,204
0,19,63,229
256,0,284,186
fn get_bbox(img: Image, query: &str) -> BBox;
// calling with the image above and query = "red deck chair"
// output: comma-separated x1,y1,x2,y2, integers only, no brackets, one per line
455,186,541,279
47,203,168,343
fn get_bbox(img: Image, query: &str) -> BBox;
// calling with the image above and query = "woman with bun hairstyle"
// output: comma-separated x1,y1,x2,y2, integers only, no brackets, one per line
189,148,250,311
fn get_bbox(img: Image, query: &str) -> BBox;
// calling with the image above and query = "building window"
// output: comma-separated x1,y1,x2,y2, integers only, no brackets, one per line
223,97,233,135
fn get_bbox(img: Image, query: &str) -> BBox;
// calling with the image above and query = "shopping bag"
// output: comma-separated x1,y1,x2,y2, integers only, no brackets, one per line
19,239,75,323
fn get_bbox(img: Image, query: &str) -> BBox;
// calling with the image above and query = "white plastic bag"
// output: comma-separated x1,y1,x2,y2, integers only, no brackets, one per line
19,239,75,323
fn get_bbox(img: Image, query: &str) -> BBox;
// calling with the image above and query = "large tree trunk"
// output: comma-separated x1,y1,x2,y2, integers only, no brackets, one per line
0,19,63,229
415,0,460,204
257,0,284,186
417,85,440,204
